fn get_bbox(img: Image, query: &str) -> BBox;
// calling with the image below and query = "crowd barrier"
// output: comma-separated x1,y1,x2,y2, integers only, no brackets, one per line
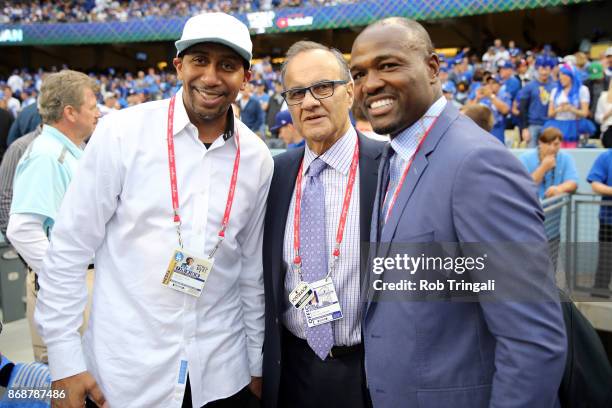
542,193,612,299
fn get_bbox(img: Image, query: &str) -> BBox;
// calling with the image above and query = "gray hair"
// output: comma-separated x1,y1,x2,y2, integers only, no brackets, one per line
280,41,352,86
38,70,99,124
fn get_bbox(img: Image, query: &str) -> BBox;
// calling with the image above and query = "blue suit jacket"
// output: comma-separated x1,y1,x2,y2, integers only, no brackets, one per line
364,103,567,408
240,98,264,133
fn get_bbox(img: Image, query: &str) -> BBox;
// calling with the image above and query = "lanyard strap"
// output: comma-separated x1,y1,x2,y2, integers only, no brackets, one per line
292,138,360,277
166,95,241,252
384,117,438,222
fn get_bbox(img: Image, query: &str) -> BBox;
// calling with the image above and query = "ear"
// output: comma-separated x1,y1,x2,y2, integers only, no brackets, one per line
173,57,184,81
240,69,252,92
63,105,77,123
427,53,440,84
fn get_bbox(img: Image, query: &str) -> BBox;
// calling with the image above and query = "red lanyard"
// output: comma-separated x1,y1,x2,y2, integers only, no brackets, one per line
292,138,360,278
383,117,438,222
166,95,240,252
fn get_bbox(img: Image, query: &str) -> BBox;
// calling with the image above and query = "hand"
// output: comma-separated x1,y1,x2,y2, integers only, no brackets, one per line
521,128,531,143
541,154,556,171
248,376,262,400
52,371,108,408
545,186,561,198
480,86,492,98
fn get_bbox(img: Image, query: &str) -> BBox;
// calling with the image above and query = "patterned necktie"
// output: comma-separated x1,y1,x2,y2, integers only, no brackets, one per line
382,148,404,224
300,157,333,360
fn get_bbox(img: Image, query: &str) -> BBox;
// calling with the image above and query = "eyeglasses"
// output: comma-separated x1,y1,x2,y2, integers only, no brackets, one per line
281,80,348,106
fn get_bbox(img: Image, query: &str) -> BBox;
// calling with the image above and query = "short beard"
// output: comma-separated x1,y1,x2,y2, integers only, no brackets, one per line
191,101,228,123
372,122,405,138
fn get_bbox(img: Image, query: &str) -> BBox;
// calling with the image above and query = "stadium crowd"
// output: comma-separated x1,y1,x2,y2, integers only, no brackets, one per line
0,0,356,24
2,39,612,153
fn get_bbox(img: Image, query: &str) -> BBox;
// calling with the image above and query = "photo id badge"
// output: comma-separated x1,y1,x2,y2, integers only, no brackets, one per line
304,276,343,328
289,281,314,310
162,249,214,297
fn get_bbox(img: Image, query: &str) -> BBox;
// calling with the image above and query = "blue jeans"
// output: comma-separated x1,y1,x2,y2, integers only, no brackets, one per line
528,124,543,148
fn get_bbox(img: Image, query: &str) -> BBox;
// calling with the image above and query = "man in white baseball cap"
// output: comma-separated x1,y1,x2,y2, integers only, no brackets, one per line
35,12,272,408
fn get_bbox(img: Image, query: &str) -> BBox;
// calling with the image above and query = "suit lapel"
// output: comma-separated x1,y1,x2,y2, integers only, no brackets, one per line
272,148,304,313
358,133,381,244
364,103,459,314
380,104,458,244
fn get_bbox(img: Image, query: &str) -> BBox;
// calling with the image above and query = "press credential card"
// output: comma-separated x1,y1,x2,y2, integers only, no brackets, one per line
162,249,213,297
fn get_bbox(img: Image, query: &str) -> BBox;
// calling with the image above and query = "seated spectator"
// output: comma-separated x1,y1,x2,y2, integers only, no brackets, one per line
519,127,578,199
545,63,594,147
595,79,612,148
587,148,612,294
270,110,304,148
462,104,494,132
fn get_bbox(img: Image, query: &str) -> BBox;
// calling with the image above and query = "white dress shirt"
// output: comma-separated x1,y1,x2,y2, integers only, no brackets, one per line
35,89,273,407
282,127,362,346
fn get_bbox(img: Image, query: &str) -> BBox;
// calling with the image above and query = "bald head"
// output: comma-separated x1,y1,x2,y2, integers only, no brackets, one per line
350,18,441,136
362,17,434,56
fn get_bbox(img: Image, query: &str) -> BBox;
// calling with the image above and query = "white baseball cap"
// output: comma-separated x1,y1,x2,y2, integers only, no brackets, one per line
175,13,252,66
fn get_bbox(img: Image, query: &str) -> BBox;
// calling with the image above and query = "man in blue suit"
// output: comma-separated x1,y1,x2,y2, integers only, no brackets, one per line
350,18,567,407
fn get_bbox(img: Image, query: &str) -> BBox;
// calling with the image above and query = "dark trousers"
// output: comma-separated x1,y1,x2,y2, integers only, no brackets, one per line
594,223,612,289
182,376,259,408
602,127,612,149
279,329,371,408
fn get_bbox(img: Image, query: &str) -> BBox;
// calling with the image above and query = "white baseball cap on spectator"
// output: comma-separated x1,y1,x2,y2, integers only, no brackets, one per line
175,13,252,67
605,47,612,57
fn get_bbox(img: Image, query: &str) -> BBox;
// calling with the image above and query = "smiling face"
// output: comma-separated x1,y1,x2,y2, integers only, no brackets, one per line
350,23,440,137
173,42,250,127
559,72,572,89
283,49,353,153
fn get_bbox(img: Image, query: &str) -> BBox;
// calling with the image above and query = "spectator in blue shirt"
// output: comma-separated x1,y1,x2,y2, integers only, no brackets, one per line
508,40,521,58
519,127,578,199
472,76,511,143
587,148,612,293
518,56,556,147
270,110,303,149
498,60,522,101
239,83,264,135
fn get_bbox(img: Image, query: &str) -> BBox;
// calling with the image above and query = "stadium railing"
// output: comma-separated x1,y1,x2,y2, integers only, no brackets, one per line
543,193,612,299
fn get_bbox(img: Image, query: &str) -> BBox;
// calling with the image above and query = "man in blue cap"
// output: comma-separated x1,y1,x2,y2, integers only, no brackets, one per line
517,56,556,147
498,60,521,102
270,110,303,149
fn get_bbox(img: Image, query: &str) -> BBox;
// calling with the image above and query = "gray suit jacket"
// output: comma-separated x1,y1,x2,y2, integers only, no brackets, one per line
364,103,567,408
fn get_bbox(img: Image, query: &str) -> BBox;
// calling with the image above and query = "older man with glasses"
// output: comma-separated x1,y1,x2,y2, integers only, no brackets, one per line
261,40,384,408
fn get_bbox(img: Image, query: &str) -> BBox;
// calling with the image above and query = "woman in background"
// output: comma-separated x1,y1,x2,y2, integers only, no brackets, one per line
545,63,593,147
595,80,612,148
